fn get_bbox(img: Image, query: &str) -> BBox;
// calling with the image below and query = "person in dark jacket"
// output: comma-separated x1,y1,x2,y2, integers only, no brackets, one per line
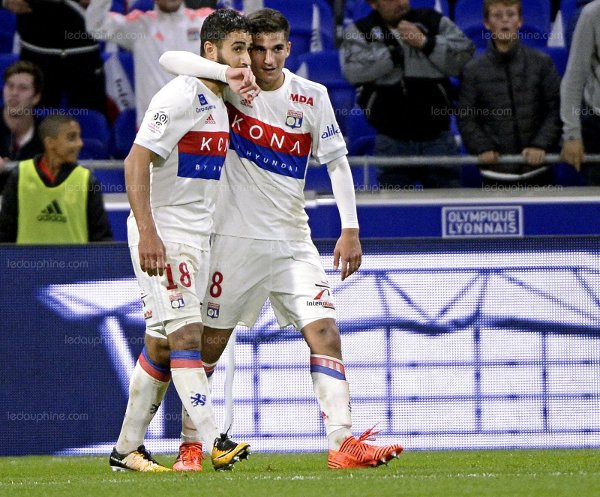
341,0,474,189
458,0,561,187
0,60,44,193
0,114,112,243
2,0,107,115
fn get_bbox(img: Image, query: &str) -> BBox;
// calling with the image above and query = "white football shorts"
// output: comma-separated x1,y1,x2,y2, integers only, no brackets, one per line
201,235,336,330
130,241,209,338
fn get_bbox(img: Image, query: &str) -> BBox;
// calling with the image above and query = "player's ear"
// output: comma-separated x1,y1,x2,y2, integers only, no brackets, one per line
203,41,217,62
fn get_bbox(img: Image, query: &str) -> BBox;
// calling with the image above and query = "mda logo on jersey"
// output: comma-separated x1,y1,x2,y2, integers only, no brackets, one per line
290,93,314,106
285,110,304,129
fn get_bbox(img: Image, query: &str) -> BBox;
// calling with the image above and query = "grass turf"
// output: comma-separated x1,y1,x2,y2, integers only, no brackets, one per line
0,450,598,497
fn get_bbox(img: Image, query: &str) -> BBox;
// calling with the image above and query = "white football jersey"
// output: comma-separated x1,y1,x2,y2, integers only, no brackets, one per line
129,75,229,249
213,69,348,241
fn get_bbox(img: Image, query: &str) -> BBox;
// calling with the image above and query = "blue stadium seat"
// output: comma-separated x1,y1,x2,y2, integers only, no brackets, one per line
0,10,16,53
74,110,112,158
0,53,19,106
79,138,110,160
118,50,135,87
351,0,448,21
295,50,356,134
543,46,568,76
345,109,376,149
112,108,137,159
129,0,153,11
264,0,335,55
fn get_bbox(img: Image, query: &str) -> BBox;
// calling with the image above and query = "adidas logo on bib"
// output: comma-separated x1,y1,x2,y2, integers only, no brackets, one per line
37,200,67,223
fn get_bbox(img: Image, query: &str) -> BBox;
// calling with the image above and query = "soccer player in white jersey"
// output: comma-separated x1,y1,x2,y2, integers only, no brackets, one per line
159,8,404,469
110,9,258,473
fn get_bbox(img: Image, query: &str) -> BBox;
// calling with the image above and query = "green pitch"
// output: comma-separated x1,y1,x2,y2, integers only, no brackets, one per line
1,450,598,497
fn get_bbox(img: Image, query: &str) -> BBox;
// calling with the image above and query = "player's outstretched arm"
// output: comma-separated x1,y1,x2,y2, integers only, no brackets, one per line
124,144,166,277
327,156,362,280
159,51,259,100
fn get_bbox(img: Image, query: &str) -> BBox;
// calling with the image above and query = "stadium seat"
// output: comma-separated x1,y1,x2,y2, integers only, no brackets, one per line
0,53,19,106
118,50,135,88
351,0,448,21
129,0,153,11
0,10,16,53
345,108,376,149
543,46,568,76
263,0,335,54
295,50,356,134
74,110,112,158
79,138,110,160
112,108,137,159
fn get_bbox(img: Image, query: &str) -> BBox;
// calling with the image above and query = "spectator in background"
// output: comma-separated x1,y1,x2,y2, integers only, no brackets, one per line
86,0,214,126
0,60,44,193
0,115,113,243
2,0,107,115
560,0,600,185
341,0,474,189
458,0,561,187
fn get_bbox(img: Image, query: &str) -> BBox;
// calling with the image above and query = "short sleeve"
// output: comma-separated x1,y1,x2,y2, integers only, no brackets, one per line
311,87,348,165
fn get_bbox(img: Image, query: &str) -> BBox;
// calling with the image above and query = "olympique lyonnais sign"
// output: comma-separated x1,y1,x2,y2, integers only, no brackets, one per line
442,206,523,238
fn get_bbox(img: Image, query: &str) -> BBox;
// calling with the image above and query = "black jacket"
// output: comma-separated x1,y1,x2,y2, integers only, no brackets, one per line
458,41,561,174
0,155,113,243
341,8,474,141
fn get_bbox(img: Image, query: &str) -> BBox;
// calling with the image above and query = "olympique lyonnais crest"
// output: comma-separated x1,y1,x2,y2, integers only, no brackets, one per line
285,110,304,129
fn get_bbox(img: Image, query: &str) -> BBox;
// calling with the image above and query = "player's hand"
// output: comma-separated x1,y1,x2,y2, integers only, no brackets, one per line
333,228,362,281
4,0,32,14
225,66,260,102
478,150,499,164
138,231,166,277
522,147,546,166
561,139,584,171
396,21,427,49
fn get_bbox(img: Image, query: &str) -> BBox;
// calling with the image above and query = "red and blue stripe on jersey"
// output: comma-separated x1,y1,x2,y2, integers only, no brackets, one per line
227,103,312,180
177,130,229,180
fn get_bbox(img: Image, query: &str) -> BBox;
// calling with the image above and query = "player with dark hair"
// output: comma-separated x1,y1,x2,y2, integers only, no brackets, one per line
160,7,404,470
110,8,258,473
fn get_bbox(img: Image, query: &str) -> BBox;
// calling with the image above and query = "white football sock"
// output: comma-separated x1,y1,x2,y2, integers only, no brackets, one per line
310,354,353,450
179,361,218,444
171,350,219,446
115,356,170,454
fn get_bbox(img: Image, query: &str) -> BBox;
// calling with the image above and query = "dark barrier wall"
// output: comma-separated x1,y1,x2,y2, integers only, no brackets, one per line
2,239,600,456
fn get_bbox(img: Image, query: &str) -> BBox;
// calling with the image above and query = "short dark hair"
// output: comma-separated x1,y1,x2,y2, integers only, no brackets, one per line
200,8,251,55
38,115,77,142
247,8,290,41
484,0,522,19
3,60,44,95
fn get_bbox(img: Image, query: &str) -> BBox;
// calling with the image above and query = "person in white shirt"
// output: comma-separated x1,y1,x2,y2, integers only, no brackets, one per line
86,0,214,126
159,7,404,470
110,8,258,474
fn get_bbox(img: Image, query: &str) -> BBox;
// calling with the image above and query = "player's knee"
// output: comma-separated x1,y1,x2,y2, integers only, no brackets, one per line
303,319,342,355
167,321,202,351
144,335,170,366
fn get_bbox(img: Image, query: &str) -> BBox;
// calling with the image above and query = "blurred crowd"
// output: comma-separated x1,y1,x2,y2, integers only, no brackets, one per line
0,0,598,191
